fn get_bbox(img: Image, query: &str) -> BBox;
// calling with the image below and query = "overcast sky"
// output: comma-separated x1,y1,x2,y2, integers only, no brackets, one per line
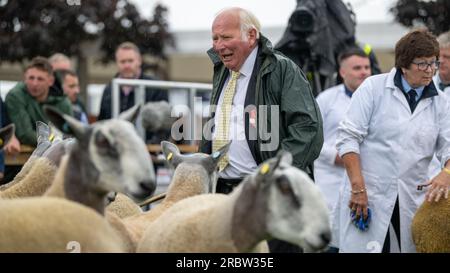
130,0,397,31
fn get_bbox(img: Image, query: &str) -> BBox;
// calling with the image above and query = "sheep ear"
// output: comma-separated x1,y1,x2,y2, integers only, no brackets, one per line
276,150,293,166
161,141,182,168
256,150,292,179
205,142,231,173
44,106,88,140
36,121,51,145
0,124,15,149
119,104,141,123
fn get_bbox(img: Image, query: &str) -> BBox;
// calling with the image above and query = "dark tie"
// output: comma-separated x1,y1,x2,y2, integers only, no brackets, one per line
407,89,417,112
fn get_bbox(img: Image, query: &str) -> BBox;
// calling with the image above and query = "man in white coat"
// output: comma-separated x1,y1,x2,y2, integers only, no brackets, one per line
314,48,371,250
336,29,450,253
428,31,450,178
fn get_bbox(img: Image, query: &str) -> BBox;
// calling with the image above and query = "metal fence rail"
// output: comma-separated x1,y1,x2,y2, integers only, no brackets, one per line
112,78,212,141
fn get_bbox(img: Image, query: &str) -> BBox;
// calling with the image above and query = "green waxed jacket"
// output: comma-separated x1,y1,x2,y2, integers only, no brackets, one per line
5,82,73,146
200,34,323,175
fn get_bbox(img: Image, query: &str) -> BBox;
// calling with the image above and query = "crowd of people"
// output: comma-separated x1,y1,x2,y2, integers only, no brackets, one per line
0,6,449,253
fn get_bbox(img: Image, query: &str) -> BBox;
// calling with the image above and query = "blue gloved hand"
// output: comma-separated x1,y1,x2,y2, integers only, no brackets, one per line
350,207,371,231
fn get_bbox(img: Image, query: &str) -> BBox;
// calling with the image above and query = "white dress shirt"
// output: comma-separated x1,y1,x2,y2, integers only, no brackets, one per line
213,46,259,179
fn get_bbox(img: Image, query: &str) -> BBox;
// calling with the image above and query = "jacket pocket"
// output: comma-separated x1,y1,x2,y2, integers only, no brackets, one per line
361,170,393,197
411,124,438,156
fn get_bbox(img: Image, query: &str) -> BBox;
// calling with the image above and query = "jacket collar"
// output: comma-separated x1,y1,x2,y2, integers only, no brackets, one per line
391,68,438,99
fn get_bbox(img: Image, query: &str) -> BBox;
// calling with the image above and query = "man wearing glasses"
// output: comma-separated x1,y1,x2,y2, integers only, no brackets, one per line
334,29,450,253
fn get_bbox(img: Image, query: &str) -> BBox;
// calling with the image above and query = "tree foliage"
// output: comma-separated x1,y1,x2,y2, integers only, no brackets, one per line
0,0,175,63
391,0,450,35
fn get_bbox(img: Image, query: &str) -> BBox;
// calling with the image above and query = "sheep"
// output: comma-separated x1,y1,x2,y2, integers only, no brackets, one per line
122,140,229,244
0,121,142,221
0,138,75,199
0,121,59,192
106,193,143,219
0,105,156,252
141,101,174,133
411,196,450,252
137,151,332,253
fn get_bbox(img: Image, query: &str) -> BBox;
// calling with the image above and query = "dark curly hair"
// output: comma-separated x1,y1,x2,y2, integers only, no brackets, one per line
395,29,439,69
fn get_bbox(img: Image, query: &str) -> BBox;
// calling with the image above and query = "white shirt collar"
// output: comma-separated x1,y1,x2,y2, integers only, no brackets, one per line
234,45,258,78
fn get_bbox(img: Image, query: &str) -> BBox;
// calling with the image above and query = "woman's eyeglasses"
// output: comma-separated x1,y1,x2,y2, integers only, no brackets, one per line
412,60,440,71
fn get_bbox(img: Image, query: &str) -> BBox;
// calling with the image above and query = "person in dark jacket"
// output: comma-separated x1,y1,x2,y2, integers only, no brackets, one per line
98,42,168,143
200,7,323,253
49,53,72,97
5,56,73,146
58,69,89,124
0,97,21,183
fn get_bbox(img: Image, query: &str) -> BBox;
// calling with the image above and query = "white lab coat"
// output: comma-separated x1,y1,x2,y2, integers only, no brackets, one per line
314,84,351,246
336,68,450,253
428,74,450,179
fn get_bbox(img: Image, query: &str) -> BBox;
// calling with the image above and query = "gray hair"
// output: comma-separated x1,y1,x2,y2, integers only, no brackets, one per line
48,53,71,66
238,8,261,40
437,31,450,49
217,7,261,41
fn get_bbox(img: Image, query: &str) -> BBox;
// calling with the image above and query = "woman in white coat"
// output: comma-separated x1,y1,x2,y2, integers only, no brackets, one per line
336,29,450,253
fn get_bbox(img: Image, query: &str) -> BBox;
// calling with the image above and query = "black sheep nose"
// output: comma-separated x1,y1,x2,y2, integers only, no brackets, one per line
320,231,331,245
139,179,156,196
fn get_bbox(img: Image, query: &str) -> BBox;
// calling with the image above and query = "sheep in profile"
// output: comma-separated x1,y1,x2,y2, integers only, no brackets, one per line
123,140,229,243
0,105,156,252
137,151,331,253
43,104,156,214
411,196,450,252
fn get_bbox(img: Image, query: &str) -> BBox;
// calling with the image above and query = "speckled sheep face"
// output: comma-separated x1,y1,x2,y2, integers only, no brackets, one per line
89,120,156,201
44,104,156,202
255,152,331,252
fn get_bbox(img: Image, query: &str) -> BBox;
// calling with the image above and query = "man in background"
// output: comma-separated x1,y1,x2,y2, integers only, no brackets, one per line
98,42,168,142
5,56,73,146
58,69,88,124
313,47,371,251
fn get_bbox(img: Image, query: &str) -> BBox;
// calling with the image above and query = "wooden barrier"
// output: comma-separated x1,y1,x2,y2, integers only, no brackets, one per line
5,144,199,166
5,145,34,166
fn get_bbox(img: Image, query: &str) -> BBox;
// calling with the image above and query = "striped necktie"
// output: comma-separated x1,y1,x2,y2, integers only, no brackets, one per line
213,71,240,172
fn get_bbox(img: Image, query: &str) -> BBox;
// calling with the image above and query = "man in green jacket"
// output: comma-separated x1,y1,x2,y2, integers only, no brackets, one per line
199,7,323,252
5,56,73,146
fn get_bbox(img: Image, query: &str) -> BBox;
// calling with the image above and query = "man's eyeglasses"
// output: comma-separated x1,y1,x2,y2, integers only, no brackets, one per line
412,60,440,71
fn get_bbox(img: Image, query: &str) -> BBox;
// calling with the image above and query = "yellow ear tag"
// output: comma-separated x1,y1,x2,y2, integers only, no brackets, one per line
0,138,3,146
167,152,173,161
260,163,270,175
49,133,55,142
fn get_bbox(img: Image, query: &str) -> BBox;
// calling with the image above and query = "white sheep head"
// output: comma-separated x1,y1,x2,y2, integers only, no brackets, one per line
161,141,230,193
43,104,156,201
237,151,331,252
